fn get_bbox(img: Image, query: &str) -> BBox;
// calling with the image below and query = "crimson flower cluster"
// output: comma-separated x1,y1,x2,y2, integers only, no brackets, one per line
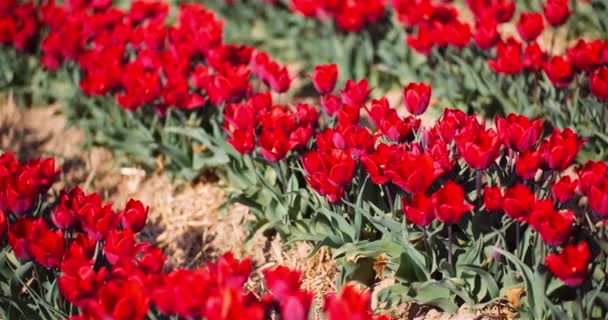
223,61,602,289
0,0,37,50
2,0,292,113
284,0,386,32
0,151,392,320
398,0,608,101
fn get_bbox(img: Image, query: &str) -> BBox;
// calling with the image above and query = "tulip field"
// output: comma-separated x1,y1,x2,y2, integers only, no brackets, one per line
2,0,608,319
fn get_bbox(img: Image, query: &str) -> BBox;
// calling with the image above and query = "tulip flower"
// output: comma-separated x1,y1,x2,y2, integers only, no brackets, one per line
340,79,372,107
87,279,149,320
516,12,544,42
503,183,535,221
577,160,607,195
311,64,338,94
455,124,502,170
483,186,503,212
543,0,570,27
528,199,573,246
496,114,544,153
539,128,585,171
590,66,608,101
567,40,603,73
488,38,524,75
28,221,65,269
385,152,439,194
545,242,590,287
551,176,578,204
473,19,500,49
119,199,149,233
515,150,541,181
544,56,574,88
589,180,608,217
432,181,473,224
403,82,432,115
402,193,435,227
523,42,548,71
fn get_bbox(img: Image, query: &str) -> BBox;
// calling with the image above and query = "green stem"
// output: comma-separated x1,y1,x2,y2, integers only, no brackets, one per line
476,170,483,207
384,184,394,213
448,224,454,267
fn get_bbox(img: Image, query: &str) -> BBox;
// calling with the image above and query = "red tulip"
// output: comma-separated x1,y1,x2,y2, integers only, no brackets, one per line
516,12,544,42
103,229,137,265
483,186,503,212
443,20,471,49
52,190,76,230
551,176,578,203
324,285,384,320
259,128,299,162
28,221,65,269
503,183,535,221
119,199,148,233
406,25,436,55
63,234,97,264
496,114,544,153
59,263,108,307
0,153,58,215
227,128,256,155
540,128,585,171
545,242,590,287
455,123,502,170
528,199,573,246
473,19,500,49
361,144,399,185
302,149,356,203
311,64,338,94
590,66,608,101
7,217,36,260
263,266,313,320
523,42,548,71
515,150,541,181
544,56,574,88
135,245,166,274
543,0,570,27
321,94,342,115
82,279,149,320
403,82,431,115
205,287,266,320
402,193,435,227
566,40,603,73
77,202,116,241
589,180,608,217
488,38,524,75
368,98,419,141
577,160,607,195
385,152,439,194
432,181,473,224
340,79,372,107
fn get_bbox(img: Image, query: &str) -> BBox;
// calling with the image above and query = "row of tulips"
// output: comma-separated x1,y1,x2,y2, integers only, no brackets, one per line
216,61,608,318
0,151,393,320
213,0,608,161
1,0,293,113
2,0,608,318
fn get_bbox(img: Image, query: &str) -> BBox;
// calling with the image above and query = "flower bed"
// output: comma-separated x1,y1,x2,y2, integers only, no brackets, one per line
2,0,608,318
0,151,392,319
204,0,608,160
